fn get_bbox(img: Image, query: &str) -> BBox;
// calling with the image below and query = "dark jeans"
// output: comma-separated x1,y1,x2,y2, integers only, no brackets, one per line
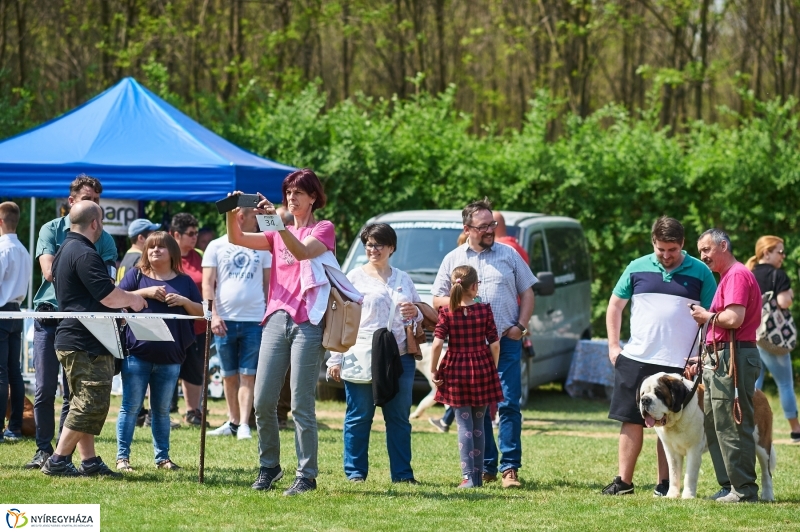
33,319,71,454
0,302,24,433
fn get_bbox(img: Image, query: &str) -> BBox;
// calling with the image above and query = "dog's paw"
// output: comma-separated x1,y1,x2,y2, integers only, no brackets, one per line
680,491,696,499
666,489,681,499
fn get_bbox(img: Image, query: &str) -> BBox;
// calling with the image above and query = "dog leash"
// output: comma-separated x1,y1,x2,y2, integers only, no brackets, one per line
699,312,743,425
681,324,704,410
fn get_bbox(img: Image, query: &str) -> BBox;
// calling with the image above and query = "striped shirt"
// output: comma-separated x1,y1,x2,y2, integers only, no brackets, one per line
432,242,537,335
613,251,717,366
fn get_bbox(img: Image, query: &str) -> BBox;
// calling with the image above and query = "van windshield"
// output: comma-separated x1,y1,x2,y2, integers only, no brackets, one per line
345,221,517,284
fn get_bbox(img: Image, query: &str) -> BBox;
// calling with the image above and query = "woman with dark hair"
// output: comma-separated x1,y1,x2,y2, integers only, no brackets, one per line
327,223,423,483
115,232,203,471
168,213,206,426
227,168,336,496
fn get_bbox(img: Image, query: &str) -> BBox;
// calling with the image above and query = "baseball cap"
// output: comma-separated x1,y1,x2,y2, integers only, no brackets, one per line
128,218,161,239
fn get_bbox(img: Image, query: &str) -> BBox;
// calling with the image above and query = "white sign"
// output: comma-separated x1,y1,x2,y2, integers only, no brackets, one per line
3,504,100,531
256,214,286,232
58,198,139,236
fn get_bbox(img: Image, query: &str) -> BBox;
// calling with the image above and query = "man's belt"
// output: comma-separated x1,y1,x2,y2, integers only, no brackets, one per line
704,341,757,353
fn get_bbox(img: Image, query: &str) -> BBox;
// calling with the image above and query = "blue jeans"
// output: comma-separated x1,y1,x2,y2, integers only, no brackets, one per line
343,354,416,481
214,321,262,377
117,356,181,464
755,345,798,419
254,311,325,478
0,308,23,433
32,319,70,454
483,336,522,475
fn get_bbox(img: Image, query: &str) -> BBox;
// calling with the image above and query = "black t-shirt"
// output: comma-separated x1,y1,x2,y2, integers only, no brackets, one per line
53,232,117,356
116,250,142,285
752,263,792,298
118,268,201,365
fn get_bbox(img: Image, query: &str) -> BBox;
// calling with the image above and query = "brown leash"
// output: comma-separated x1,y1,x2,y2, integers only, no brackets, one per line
706,313,742,425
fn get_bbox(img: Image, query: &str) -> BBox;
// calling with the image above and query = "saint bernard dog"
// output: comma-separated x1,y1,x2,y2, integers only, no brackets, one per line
638,372,776,500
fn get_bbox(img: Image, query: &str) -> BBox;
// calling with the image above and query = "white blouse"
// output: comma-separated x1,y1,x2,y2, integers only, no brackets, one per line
328,266,422,367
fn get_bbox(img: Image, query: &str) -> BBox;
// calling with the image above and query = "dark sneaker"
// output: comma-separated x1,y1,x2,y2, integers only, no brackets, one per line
429,417,449,433
184,409,207,427
393,478,419,485
41,457,81,477
25,450,52,470
791,432,800,443
601,476,634,495
137,409,148,427
79,457,123,478
251,466,284,491
283,476,316,496
706,487,731,501
654,479,669,497
3,428,22,441
482,472,497,483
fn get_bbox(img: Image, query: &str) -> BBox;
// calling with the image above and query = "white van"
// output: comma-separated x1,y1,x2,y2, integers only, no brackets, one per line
319,210,592,405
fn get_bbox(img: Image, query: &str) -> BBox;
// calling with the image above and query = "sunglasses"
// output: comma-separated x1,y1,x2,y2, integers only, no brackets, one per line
183,230,199,237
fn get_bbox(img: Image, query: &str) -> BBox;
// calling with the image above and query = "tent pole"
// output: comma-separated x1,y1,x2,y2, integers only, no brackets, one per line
28,197,35,309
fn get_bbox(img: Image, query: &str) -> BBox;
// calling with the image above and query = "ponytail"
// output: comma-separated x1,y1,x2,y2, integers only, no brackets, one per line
449,265,479,311
744,255,758,271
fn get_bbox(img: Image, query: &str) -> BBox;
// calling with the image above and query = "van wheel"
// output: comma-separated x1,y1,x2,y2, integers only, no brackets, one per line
519,357,530,407
316,383,344,401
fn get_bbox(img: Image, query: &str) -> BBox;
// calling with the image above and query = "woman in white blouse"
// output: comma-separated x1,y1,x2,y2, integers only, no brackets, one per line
328,223,423,483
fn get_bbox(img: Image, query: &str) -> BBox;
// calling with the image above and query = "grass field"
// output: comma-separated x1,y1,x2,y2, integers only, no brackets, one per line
1,386,799,531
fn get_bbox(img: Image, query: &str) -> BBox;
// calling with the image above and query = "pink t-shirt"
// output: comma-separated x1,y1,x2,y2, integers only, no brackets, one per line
707,261,761,343
262,220,336,324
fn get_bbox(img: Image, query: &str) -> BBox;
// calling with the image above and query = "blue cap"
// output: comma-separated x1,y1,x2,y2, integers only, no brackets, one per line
128,218,161,239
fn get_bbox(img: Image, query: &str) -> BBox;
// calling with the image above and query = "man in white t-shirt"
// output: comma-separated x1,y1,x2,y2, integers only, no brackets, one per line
202,208,271,439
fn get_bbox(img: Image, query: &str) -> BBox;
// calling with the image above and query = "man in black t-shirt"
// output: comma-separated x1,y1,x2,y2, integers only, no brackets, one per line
116,218,160,285
40,201,147,478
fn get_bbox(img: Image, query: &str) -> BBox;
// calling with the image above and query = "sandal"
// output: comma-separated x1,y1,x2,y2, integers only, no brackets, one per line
116,458,135,472
156,459,181,470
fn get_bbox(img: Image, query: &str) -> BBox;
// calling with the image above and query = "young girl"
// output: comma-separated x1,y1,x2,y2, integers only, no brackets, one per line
430,265,502,488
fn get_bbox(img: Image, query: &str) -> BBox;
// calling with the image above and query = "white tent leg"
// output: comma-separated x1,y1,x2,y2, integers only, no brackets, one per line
29,197,35,309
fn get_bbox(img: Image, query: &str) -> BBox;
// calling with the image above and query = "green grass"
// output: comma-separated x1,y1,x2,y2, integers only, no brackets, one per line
2,387,799,531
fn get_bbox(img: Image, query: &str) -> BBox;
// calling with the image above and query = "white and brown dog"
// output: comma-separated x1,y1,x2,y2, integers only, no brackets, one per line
638,372,776,500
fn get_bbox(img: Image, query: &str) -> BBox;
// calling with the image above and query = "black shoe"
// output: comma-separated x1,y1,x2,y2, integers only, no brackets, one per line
791,432,800,443
601,476,634,495
283,476,316,496
137,409,149,427
707,487,731,501
41,457,81,477
143,412,152,427
653,479,669,497
251,466,284,491
25,450,52,470
429,417,449,433
393,478,419,485
79,456,123,478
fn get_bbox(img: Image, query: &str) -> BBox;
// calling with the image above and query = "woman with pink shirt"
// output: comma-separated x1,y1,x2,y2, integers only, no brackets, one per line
227,169,334,496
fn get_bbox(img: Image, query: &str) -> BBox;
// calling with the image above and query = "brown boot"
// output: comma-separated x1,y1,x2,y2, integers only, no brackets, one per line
501,469,521,488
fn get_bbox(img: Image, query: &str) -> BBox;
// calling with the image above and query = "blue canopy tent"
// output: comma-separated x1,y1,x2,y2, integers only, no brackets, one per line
0,77,294,201
0,77,295,307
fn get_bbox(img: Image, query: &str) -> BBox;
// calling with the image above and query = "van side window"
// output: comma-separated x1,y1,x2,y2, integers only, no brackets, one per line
545,227,590,284
527,231,548,274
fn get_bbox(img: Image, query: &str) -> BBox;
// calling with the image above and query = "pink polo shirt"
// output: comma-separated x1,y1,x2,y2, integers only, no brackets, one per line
707,261,761,343
262,220,335,325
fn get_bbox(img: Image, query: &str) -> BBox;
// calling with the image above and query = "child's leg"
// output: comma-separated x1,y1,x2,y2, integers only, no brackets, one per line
472,406,488,486
454,406,475,486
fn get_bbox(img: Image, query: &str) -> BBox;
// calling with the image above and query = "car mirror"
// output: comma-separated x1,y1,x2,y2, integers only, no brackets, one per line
534,271,555,296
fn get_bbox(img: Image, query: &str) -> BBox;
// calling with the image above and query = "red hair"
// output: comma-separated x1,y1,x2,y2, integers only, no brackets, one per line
282,169,326,211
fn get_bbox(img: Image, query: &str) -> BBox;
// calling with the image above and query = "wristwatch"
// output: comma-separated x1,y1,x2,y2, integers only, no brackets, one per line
515,322,528,335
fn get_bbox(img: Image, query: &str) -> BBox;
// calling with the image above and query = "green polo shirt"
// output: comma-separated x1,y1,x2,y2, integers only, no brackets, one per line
33,215,118,309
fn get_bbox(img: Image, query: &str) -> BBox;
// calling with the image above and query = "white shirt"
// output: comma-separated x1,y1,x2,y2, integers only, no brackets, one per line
0,234,32,307
202,235,271,321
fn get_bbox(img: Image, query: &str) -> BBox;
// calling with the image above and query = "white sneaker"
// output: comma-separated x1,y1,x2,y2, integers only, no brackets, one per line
208,421,235,437
237,424,252,440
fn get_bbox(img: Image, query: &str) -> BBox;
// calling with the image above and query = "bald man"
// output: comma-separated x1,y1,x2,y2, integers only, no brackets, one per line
41,201,147,478
492,211,530,264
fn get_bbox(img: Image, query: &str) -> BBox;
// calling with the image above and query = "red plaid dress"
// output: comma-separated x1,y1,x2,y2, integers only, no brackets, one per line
433,303,503,407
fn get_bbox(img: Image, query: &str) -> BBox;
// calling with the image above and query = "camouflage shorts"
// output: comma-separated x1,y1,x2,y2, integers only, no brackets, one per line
56,350,114,436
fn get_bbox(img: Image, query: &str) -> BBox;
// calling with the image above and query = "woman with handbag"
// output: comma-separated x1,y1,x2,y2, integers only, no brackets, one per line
327,223,423,483
227,169,335,495
746,235,800,442
115,232,203,471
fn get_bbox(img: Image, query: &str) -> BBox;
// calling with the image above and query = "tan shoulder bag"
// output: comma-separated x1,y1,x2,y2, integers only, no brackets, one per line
322,284,362,353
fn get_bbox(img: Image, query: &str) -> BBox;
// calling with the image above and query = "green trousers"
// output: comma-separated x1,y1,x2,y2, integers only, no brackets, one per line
702,346,762,499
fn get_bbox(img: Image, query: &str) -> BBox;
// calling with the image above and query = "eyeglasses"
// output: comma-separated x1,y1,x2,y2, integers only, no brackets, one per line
365,243,386,251
183,230,198,237
466,221,498,233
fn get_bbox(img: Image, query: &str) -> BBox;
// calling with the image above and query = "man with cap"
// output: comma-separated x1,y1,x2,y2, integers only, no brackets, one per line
116,218,161,284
